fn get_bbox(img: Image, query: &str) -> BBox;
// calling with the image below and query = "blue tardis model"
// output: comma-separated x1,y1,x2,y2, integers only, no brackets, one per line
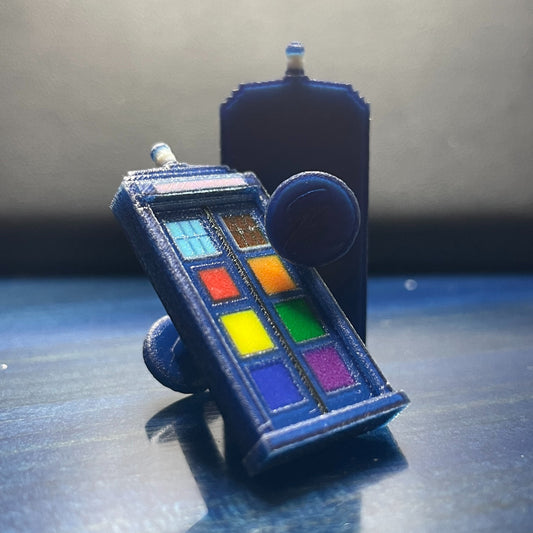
221,42,370,341
111,144,408,476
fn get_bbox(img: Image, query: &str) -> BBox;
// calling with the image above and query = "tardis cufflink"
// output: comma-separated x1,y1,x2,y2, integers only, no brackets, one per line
111,145,408,476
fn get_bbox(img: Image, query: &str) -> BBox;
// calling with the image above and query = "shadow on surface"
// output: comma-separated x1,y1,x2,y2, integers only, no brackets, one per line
146,392,407,532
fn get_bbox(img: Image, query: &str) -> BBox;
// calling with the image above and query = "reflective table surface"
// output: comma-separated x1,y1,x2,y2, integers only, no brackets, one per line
1,276,532,532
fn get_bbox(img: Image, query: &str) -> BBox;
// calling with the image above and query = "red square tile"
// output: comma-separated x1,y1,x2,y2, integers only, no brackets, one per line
199,267,240,301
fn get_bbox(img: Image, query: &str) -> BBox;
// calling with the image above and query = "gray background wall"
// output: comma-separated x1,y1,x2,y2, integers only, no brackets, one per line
1,1,532,273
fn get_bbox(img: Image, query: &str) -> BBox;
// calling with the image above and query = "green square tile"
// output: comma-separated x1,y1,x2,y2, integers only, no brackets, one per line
275,298,325,342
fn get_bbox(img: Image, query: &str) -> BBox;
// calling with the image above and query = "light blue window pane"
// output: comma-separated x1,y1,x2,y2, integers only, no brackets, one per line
189,219,206,236
189,237,206,256
182,219,197,237
199,235,217,255
165,218,218,259
177,239,196,258
166,221,185,239
176,221,189,237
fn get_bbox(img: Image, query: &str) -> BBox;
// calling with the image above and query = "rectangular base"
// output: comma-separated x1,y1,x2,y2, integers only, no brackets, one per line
244,390,409,475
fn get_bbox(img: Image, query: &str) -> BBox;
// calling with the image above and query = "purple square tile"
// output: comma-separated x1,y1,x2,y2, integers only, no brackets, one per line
304,345,355,392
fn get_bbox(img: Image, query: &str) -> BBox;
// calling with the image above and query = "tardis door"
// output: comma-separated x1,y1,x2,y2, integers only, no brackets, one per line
159,199,375,432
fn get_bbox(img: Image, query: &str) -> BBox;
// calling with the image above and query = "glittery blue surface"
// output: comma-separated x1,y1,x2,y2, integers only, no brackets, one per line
1,276,532,532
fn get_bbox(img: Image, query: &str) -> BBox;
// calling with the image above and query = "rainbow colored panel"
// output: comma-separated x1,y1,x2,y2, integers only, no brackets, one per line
248,255,296,295
166,219,217,259
198,267,240,301
222,214,268,249
304,345,355,392
250,363,303,410
220,309,274,356
274,298,325,342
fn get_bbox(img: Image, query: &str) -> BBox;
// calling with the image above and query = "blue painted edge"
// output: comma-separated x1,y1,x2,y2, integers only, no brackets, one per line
244,391,408,475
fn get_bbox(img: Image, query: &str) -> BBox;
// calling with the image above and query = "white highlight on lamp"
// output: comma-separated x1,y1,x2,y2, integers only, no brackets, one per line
151,143,177,167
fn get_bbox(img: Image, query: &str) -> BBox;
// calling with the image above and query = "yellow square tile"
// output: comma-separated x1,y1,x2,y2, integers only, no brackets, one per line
220,309,275,356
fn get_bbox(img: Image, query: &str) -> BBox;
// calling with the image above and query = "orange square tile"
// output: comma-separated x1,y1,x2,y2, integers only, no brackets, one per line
248,255,297,295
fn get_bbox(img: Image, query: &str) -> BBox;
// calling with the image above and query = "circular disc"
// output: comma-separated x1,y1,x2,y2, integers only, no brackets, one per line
265,171,360,267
